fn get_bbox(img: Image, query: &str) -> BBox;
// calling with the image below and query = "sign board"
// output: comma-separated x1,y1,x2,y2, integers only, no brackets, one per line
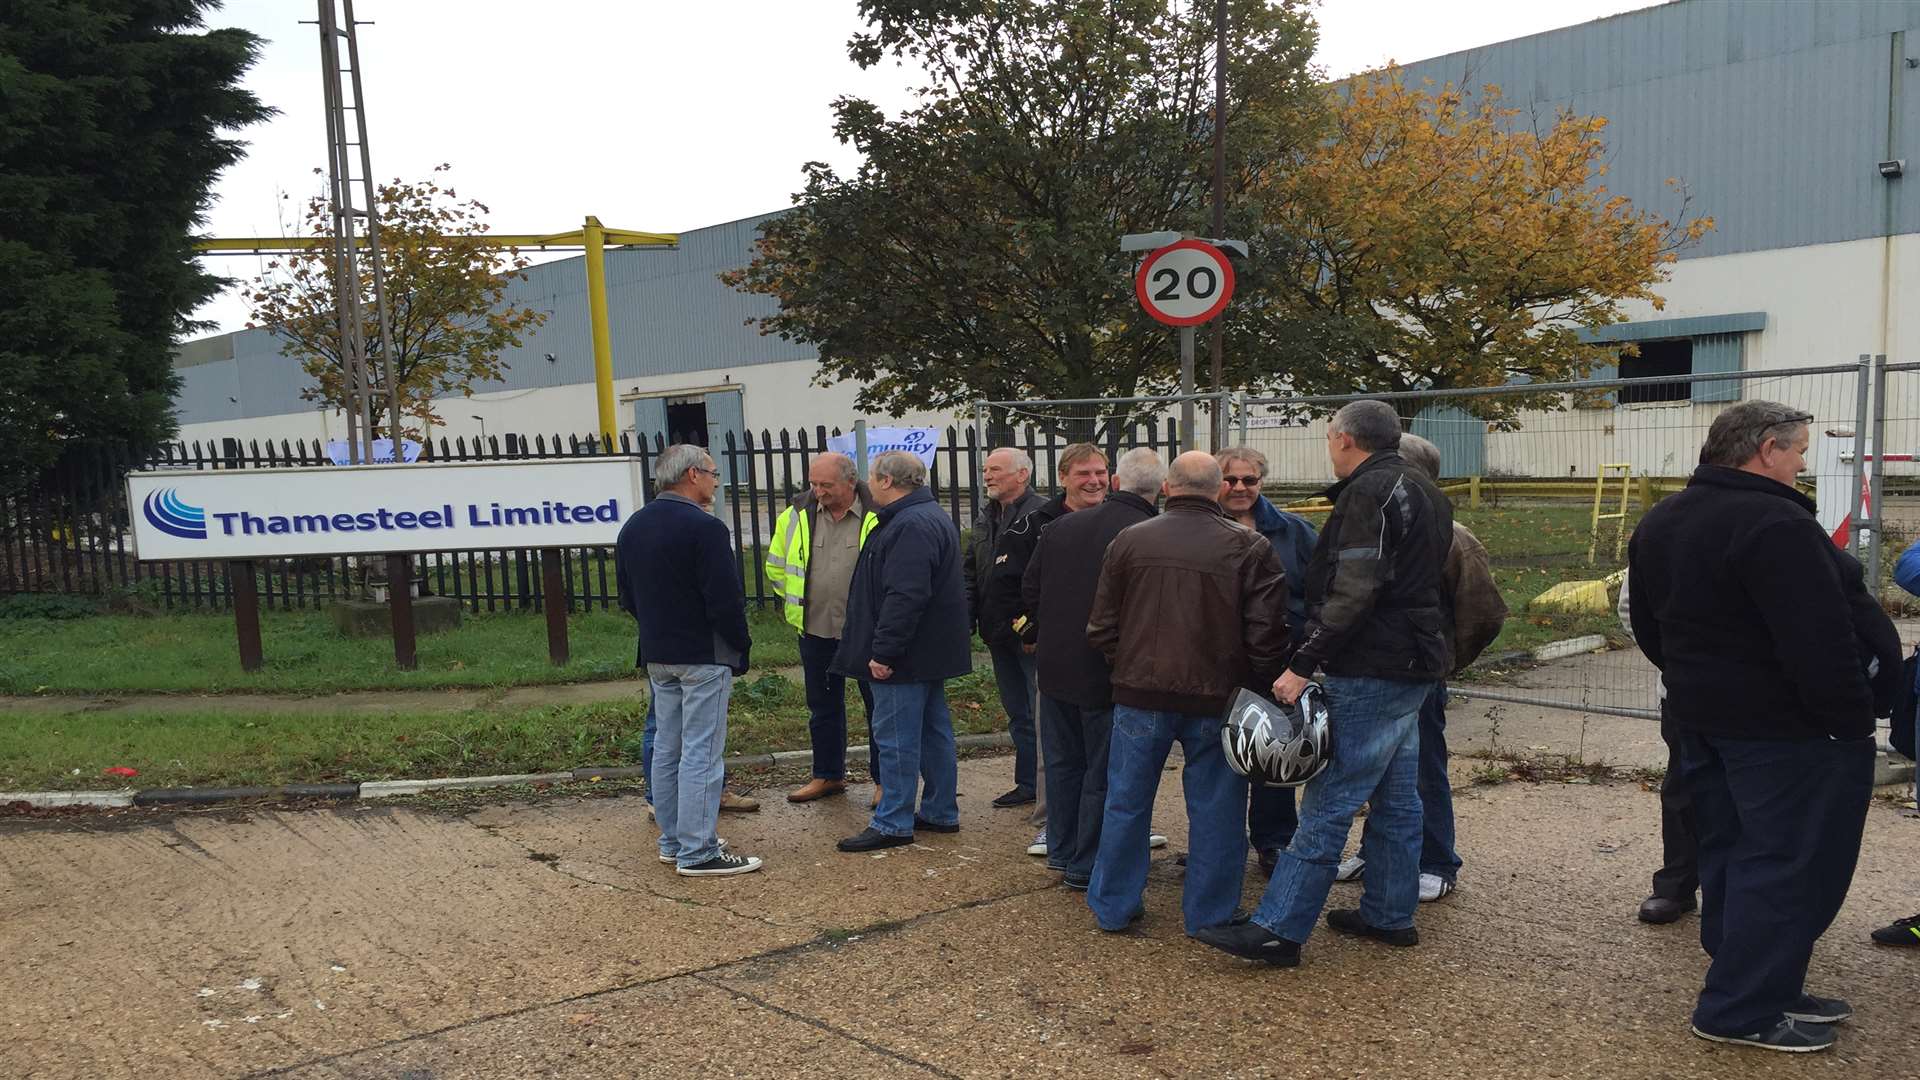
1134,239,1236,326
826,427,941,469
126,458,646,561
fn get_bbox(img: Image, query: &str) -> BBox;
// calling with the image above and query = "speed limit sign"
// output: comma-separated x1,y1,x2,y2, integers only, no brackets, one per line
1134,239,1235,326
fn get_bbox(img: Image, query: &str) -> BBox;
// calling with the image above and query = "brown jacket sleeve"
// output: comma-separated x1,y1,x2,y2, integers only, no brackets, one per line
1086,536,1129,665
1445,524,1508,672
1239,536,1291,686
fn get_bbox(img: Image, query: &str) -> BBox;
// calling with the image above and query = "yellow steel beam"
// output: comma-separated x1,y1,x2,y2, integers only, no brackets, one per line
583,217,618,442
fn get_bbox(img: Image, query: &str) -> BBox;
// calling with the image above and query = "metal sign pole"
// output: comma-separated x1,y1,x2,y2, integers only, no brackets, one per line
1179,326,1197,452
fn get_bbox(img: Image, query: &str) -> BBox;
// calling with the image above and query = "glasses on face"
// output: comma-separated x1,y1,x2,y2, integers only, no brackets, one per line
696,467,720,478
1223,475,1261,488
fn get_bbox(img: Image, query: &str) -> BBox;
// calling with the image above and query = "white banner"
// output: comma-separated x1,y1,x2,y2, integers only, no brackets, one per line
826,427,941,468
127,458,646,561
324,438,422,465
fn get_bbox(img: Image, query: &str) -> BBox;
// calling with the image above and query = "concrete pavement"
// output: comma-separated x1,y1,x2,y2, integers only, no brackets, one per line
3,754,1917,1079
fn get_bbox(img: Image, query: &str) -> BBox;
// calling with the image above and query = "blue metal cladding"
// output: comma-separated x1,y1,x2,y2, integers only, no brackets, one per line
1393,0,1920,259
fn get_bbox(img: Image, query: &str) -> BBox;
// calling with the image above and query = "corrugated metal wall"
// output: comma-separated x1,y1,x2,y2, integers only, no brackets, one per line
1395,0,1920,259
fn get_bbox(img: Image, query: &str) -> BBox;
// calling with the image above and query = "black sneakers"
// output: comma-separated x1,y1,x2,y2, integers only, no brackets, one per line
1783,994,1852,1024
1325,909,1418,946
1690,1018,1836,1053
1192,918,1302,966
675,850,763,877
1870,913,1920,946
838,827,914,852
991,786,1036,808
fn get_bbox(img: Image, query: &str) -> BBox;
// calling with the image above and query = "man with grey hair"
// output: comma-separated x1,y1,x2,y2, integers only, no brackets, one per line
1198,399,1452,966
1020,447,1165,888
968,446,1047,808
614,444,762,876
1627,400,1891,1052
765,451,881,804
1087,450,1289,933
831,450,971,851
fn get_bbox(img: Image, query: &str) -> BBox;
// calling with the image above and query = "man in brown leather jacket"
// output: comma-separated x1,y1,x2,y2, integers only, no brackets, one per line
1084,451,1290,935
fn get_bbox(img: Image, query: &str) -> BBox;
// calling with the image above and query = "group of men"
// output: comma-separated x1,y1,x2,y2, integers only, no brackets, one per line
616,397,1906,1055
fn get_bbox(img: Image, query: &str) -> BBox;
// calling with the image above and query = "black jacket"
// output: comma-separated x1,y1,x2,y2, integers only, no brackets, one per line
966,488,1046,645
831,487,973,683
1020,491,1157,708
984,493,1070,646
1289,451,1454,681
614,494,750,674
1628,465,1886,740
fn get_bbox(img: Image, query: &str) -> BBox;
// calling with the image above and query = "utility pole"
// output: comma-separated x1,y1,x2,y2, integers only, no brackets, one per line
1207,0,1228,451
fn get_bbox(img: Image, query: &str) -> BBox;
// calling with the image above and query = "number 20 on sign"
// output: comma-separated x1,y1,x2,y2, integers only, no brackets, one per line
1134,239,1236,326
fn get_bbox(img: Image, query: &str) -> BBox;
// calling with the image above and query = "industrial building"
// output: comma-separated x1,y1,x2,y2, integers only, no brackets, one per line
171,0,1920,474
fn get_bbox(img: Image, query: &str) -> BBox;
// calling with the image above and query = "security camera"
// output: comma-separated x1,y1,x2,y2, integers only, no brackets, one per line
1879,159,1905,178
543,352,557,363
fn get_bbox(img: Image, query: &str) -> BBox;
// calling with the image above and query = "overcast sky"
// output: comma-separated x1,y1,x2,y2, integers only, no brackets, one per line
191,0,1654,335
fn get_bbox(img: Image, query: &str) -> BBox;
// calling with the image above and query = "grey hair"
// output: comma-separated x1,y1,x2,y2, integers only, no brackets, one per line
987,446,1033,476
1166,453,1223,497
871,450,927,490
1330,400,1403,452
814,451,858,485
1214,446,1269,479
1699,401,1814,468
1114,447,1167,498
1397,432,1442,481
655,443,710,492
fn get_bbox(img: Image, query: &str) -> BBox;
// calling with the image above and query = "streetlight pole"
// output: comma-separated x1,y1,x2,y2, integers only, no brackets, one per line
472,415,487,444
1208,0,1228,450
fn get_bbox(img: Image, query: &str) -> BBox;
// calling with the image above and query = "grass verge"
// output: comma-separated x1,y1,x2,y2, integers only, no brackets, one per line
0,669,1010,792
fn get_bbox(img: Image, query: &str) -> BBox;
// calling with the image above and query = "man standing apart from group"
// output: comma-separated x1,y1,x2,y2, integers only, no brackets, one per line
1628,402,1885,1053
833,451,971,851
1021,448,1165,888
967,447,1047,808
1198,400,1452,965
1086,451,1289,933
614,444,762,877
765,452,882,804
1215,446,1319,877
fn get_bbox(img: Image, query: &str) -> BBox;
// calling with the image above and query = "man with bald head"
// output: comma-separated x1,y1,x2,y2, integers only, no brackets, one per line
766,452,882,803
1085,451,1290,934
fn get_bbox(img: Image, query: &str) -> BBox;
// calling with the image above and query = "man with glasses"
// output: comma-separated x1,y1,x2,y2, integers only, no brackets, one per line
1215,447,1319,878
967,447,1047,808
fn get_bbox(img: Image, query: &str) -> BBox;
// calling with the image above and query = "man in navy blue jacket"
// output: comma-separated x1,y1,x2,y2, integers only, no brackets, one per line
831,450,972,851
615,444,762,877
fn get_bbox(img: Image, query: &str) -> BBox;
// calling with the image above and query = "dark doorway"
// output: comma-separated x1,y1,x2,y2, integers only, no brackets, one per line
1618,338,1692,403
665,397,709,446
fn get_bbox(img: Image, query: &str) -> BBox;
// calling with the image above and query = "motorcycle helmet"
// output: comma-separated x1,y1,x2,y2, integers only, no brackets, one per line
1220,684,1332,787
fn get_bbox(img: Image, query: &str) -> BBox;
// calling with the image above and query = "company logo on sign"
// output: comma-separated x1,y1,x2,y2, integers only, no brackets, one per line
143,488,208,540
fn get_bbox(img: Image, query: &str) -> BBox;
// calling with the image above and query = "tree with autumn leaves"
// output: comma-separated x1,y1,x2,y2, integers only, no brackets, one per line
246,165,546,438
1252,70,1714,401
725,0,1713,420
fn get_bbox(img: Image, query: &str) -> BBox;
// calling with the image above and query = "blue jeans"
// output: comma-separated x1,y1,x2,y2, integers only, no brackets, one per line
1089,705,1248,935
642,699,657,804
1417,683,1462,882
868,680,960,837
798,633,878,780
648,663,732,868
1681,730,1873,1035
1038,695,1112,880
988,640,1038,791
1253,675,1428,943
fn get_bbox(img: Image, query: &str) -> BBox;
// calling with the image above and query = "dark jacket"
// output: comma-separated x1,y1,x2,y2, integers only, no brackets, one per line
614,494,750,674
1087,495,1290,716
966,487,1046,645
985,493,1071,646
831,487,973,683
1020,491,1157,708
1628,465,1885,740
1289,451,1454,682
1444,523,1509,672
1248,496,1320,638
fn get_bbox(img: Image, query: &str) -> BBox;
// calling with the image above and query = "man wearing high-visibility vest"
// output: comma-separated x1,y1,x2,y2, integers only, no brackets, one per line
766,452,883,803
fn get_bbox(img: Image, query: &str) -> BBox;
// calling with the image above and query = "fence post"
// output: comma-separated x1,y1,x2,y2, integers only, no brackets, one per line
1849,354,1871,559
229,560,263,672
1868,353,1888,588
854,418,868,481
1235,391,1249,445
387,553,417,671
1469,474,1482,510
542,547,569,665
971,401,987,517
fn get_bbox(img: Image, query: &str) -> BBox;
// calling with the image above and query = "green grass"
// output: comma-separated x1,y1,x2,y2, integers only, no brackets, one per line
0,666,1011,791
0,606,800,696
1454,501,1642,662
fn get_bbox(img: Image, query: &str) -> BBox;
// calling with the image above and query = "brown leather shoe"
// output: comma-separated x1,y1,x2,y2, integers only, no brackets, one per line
719,790,760,813
787,778,847,803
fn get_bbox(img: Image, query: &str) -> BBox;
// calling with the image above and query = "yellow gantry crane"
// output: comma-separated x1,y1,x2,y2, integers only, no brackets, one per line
194,216,679,440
